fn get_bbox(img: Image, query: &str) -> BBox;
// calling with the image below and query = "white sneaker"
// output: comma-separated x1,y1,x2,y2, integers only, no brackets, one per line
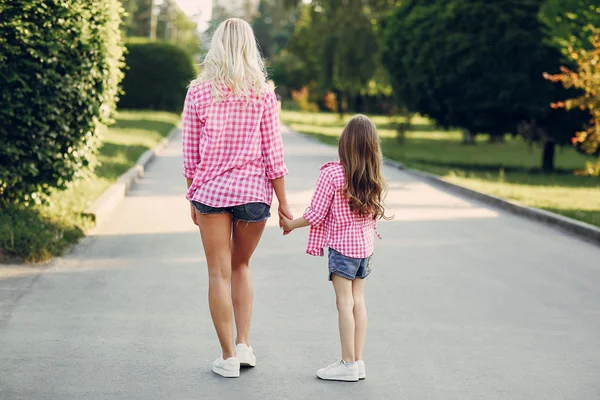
212,356,240,378
357,360,366,380
236,343,256,367
316,359,359,382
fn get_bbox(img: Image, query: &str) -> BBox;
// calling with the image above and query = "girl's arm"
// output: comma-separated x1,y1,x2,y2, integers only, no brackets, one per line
280,169,335,233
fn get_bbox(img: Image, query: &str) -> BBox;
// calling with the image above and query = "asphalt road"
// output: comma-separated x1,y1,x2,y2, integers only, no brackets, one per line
1,127,599,400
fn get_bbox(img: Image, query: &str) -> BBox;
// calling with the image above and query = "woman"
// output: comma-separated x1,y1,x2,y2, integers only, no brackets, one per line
182,18,291,378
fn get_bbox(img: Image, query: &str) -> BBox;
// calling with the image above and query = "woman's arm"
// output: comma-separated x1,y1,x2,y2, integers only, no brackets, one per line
260,91,291,222
182,89,201,181
182,89,201,226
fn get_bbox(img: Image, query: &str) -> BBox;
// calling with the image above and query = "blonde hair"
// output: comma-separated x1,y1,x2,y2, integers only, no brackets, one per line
338,114,391,221
191,18,270,101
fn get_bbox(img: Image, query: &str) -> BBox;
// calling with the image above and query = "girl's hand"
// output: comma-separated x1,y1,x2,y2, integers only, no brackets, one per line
190,202,198,226
278,203,293,235
278,211,294,234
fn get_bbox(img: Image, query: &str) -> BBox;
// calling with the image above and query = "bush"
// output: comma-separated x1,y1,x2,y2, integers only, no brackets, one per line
0,0,124,206
119,39,196,112
291,87,319,112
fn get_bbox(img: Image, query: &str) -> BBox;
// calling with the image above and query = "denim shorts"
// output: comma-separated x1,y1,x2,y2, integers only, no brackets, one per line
327,248,372,281
192,201,271,222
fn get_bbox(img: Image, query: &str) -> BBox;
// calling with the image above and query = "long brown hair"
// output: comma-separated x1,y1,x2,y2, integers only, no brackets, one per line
338,114,391,220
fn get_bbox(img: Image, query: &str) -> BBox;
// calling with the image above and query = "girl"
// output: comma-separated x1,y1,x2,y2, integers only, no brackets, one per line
279,114,390,382
182,18,291,378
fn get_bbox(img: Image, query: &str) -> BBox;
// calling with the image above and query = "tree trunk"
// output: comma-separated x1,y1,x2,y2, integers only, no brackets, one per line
462,130,476,145
488,134,505,144
542,141,555,172
335,90,344,119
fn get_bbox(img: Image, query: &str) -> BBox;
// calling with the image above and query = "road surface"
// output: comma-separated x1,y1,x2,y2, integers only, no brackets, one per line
1,127,599,399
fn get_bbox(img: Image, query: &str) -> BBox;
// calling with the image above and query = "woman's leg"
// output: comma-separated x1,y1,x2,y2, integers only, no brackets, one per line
332,274,356,363
231,219,266,345
352,278,367,361
196,211,235,359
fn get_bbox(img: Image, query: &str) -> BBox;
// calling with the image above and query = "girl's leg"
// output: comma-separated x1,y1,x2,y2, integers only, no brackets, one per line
196,212,235,359
332,274,356,363
231,219,267,345
352,278,367,360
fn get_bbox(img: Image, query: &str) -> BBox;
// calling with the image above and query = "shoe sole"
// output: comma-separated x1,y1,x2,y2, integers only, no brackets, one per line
213,366,240,378
359,375,366,380
316,374,359,382
237,353,256,367
240,360,256,367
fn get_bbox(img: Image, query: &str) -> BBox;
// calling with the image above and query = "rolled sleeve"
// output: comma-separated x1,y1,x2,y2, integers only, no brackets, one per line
182,88,202,180
260,91,288,180
303,169,335,226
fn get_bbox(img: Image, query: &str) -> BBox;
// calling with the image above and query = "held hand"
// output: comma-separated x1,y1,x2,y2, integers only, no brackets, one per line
190,202,198,226
278,211,294,234
278,203,293,235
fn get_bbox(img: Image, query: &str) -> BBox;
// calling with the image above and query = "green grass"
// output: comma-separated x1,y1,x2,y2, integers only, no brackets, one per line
0,111,180,263
281,110,600,228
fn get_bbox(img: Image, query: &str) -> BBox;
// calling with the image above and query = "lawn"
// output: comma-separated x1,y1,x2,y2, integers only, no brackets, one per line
281,110,600,228
0,111,180,263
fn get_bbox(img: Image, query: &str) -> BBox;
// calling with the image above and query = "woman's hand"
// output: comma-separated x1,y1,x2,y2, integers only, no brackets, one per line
278,203,293,235
190,202,198,226
278,211,294,233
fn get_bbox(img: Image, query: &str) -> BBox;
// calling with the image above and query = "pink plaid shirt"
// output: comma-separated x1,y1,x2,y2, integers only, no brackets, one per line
304,162,378,258
182,82,288,207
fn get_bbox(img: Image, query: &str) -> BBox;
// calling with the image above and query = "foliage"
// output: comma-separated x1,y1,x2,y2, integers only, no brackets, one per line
323,92,338,113
155,0,202,56
291,87,319,112
382,0,587,171
253,0,298,59
545,37,600,158
119,39,196,112
0,0,125,206
539,0,600,53
121,0,152,37
283,1,397,113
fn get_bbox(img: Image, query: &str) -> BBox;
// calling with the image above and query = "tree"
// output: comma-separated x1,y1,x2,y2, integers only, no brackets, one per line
155,0,202,55
540,0,600,171
539,0,600,53
121,0,153,37
382,0,587,171
252,0,297,59
283,1,392,115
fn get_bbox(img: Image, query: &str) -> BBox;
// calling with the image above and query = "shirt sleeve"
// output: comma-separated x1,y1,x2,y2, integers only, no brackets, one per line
303,169,335,227
182,88,202,180
260,91,288,180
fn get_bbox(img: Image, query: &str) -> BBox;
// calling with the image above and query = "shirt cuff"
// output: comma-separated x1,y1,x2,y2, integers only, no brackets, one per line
303,208,319,226
183,167,195,180
266,165,288,180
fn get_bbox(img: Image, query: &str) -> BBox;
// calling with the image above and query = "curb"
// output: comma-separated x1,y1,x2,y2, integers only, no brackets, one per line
383,159,600,245
83,127,180,225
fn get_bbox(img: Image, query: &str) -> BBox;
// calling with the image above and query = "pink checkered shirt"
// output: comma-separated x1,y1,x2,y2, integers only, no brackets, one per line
182,82,288,207
304,162,378,258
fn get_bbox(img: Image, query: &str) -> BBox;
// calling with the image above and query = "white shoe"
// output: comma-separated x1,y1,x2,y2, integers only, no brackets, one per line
212,356,240,378
236,343,256,367
316,359,359,382
357,360,366,380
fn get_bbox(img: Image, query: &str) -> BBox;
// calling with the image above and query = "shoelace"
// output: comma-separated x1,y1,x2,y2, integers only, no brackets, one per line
326,358,344,369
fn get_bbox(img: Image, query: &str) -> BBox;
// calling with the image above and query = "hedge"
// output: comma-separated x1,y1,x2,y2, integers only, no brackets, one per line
119,39,197,112
0,0,124,206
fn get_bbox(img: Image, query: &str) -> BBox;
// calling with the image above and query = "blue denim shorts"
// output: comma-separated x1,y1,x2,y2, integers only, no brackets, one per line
192,201,271,222
327,248,372,281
